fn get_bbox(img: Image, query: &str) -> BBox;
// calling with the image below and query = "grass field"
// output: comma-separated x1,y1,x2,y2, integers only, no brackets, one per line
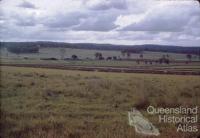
1,47,200,61
1,66,200,138
1,47,200,75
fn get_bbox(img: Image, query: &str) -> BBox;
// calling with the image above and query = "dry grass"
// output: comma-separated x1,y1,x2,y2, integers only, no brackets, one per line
0,66,200,138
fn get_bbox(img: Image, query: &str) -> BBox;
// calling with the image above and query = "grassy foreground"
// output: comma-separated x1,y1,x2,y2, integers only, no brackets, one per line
0,66,200,138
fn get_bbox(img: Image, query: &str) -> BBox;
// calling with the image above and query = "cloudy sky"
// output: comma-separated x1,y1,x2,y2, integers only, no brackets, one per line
0,0,200,46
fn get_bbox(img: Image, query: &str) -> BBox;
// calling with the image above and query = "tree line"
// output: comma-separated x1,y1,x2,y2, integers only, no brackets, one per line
6,45,39,54
1,42,200,55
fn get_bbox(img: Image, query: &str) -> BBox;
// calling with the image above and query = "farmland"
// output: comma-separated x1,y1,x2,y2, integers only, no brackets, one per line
1,47,200,61
1,47,200,75
1,66,200,138
0,45,200,138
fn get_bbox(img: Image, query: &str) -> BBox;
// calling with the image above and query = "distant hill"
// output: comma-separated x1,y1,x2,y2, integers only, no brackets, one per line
1,41,200,55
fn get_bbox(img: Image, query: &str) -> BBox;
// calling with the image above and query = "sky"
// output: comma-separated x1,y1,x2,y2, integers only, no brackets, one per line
0,0,200,46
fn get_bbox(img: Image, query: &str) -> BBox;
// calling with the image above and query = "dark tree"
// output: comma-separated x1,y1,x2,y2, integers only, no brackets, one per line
71,54,78,60
127,52,131,59
165,59,170,64
121,51,126,58
139,54,143,59
95,52,103,60
159,59,163,64
186,54,192,62
113,56,117,60
158,57,170,64
107,57,112,60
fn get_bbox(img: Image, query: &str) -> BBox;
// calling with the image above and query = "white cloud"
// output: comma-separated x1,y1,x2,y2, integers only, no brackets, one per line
42,12,85,29
121,2,200,32
73,10,119,31
0,0,200,46
18,1,37,9
84,0,127,10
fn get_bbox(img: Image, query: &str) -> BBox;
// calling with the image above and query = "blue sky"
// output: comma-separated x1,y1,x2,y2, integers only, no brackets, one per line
0,0,200,46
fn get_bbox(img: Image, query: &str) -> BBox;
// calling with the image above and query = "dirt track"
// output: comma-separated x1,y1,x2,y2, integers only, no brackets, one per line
1,63,200,76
